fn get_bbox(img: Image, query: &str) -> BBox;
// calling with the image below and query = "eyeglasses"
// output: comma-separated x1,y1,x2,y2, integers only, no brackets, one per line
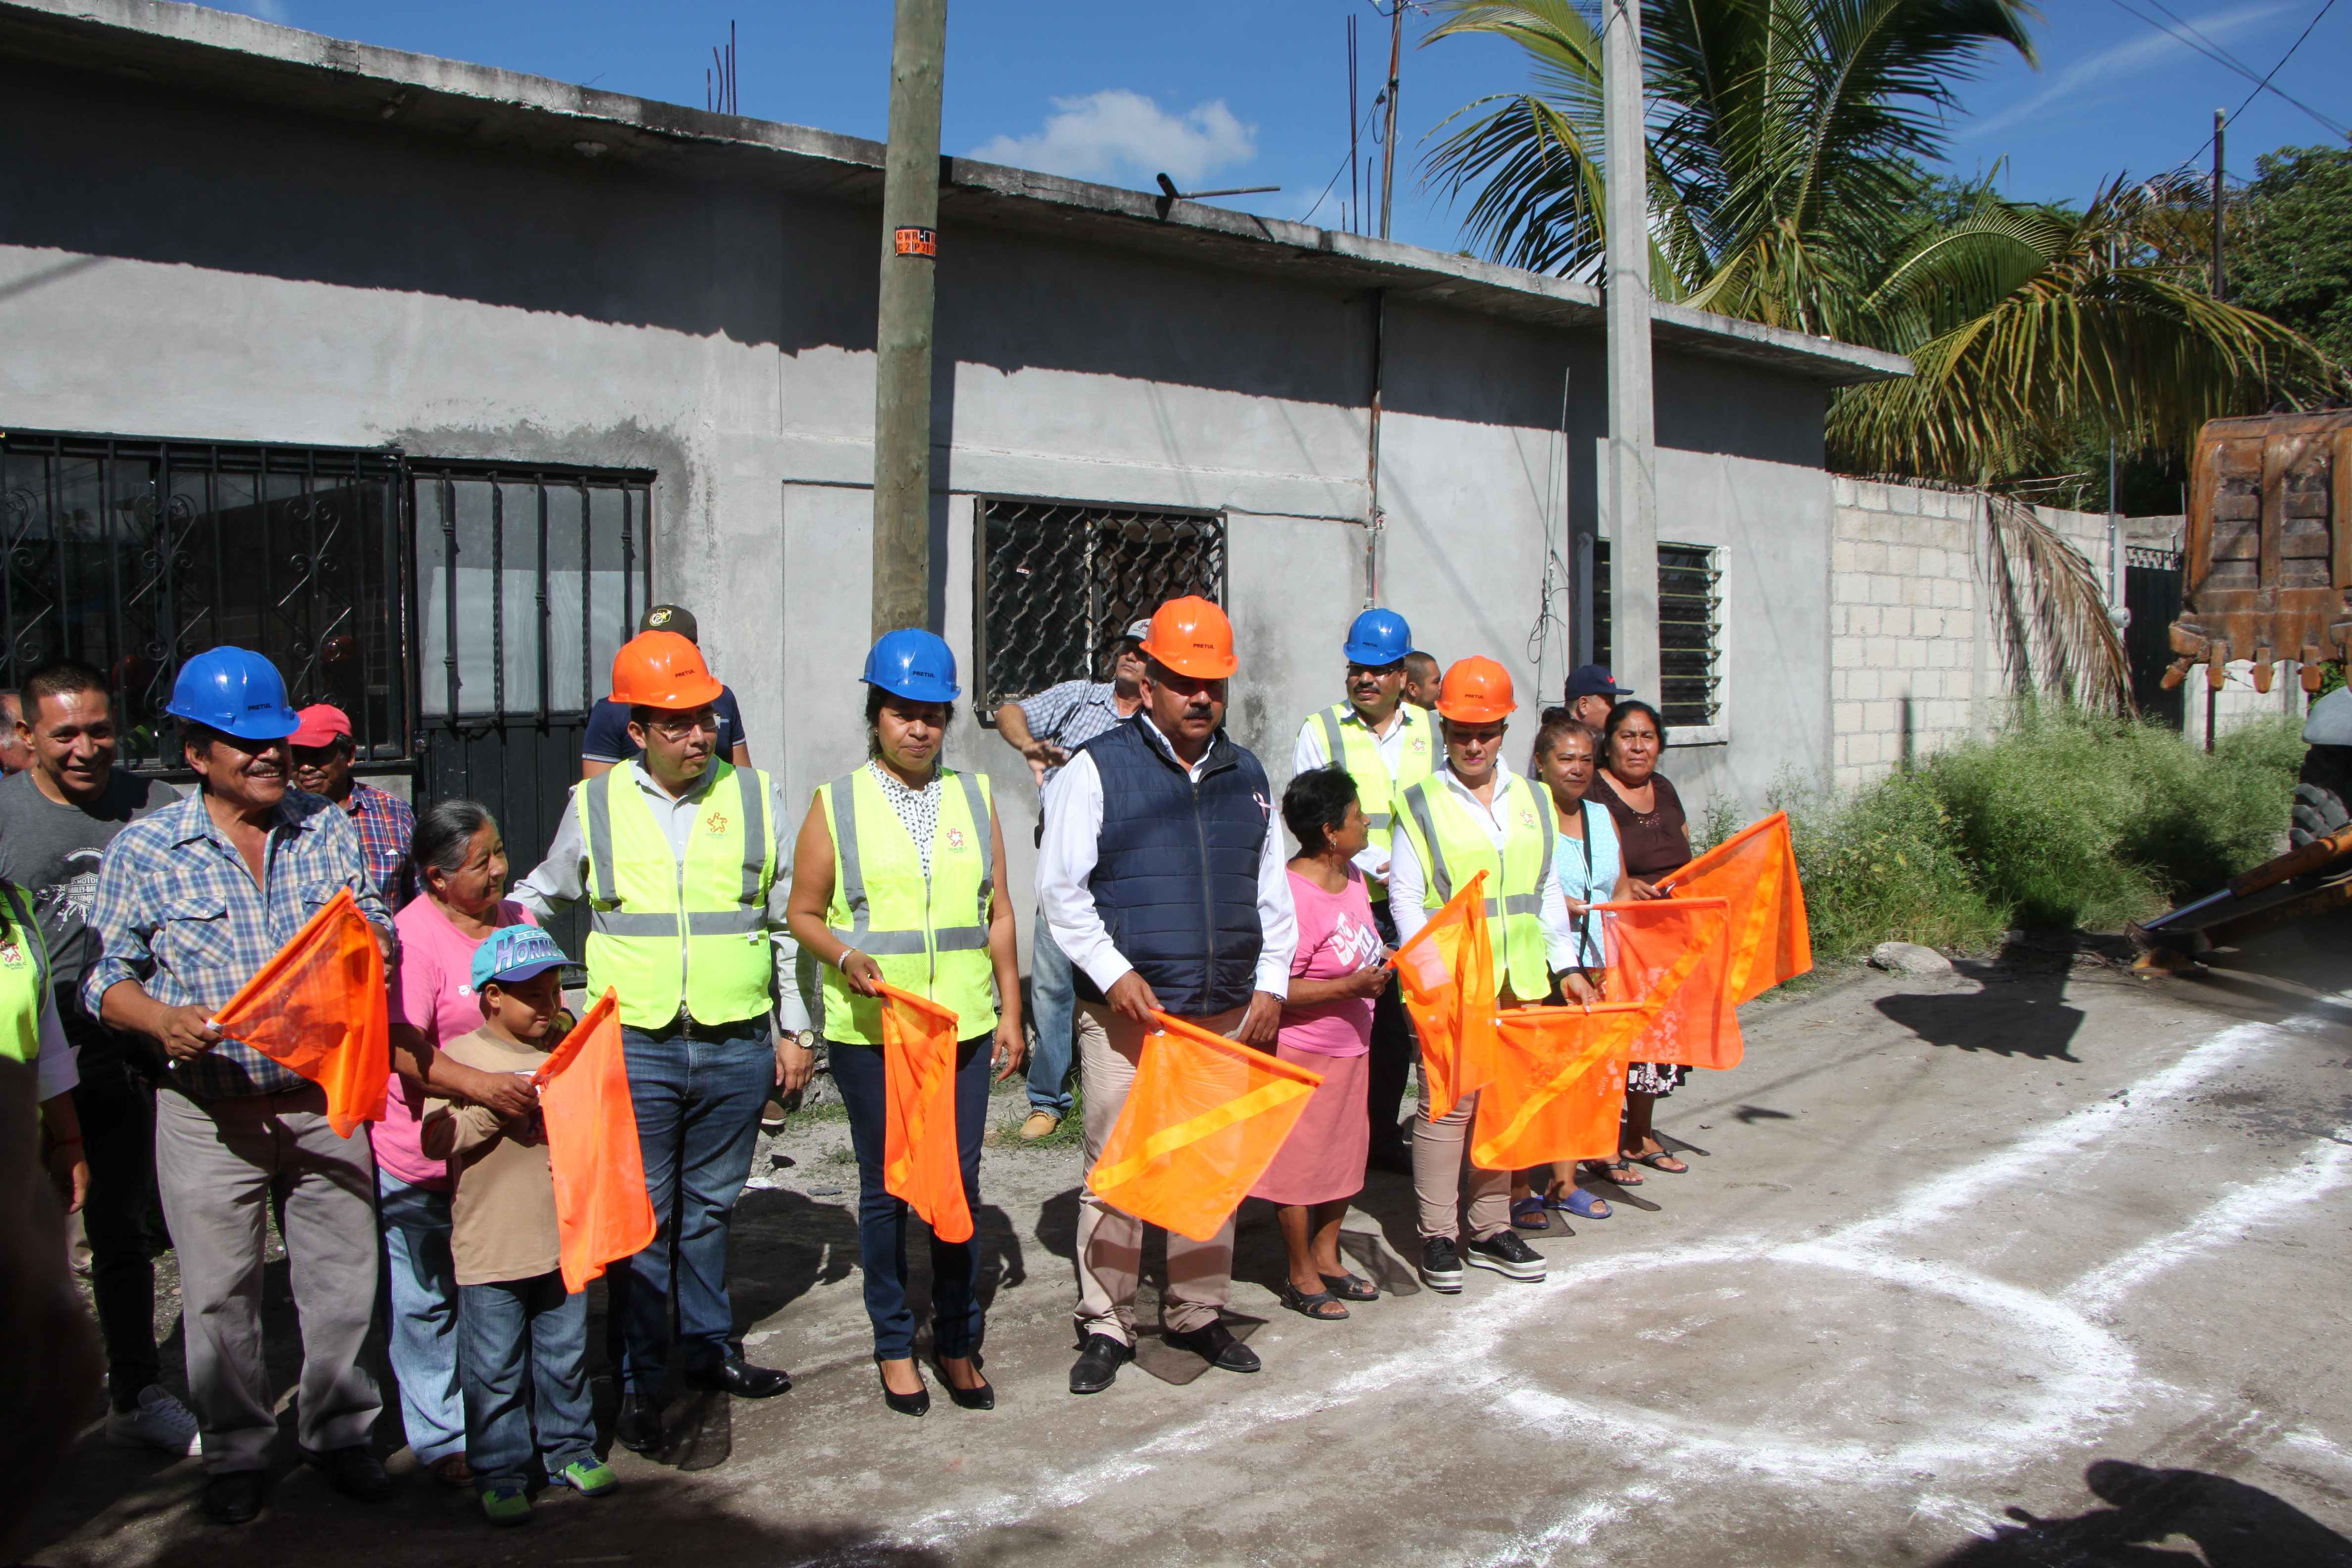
642,712,719,740
1347,662,1404,679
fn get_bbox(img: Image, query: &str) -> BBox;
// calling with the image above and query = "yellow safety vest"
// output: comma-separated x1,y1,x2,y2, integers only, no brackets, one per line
0,885,49,1073
582,761,779,1029
1300,702,1436,903
815,765,997,1046
1393,770,1557,1003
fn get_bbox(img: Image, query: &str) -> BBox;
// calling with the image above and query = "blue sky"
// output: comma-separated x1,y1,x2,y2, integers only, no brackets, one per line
206,0,2349,255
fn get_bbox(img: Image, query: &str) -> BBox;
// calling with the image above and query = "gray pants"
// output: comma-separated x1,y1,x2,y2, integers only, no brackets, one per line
155,1083,383,1473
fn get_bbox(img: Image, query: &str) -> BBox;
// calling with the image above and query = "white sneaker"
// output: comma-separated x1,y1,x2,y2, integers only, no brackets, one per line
104,1385,200,1456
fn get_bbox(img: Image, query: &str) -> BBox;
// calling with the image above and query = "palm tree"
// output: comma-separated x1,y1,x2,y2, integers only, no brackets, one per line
1424,0,2327,483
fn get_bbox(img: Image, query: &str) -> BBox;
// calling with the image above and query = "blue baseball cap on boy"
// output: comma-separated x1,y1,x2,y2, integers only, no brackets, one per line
470,925,570,991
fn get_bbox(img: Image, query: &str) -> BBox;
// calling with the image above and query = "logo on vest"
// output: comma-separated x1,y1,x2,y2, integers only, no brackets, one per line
1411,736,1428,755
945,826,968,851
1517,809,1536,830
704,811,732,837
0,937,24,970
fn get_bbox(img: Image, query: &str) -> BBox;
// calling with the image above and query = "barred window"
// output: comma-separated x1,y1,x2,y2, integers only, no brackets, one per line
1588,539,1723,731
976,498,1225,717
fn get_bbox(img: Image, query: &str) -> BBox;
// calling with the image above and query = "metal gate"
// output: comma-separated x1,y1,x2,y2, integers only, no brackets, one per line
2126,545,2186,730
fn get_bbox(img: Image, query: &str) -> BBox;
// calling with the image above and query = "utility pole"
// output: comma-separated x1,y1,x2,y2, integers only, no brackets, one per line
1377,0,1402,239
1602,0,1659,705
870,0,946,639
2209,108,2226,300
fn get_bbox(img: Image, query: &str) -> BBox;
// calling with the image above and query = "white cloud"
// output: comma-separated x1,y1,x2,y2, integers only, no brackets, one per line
970,89,1256,188
1962,2,2296,142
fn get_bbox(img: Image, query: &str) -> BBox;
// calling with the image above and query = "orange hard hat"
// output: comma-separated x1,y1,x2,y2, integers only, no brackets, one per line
1435,656,1517,724
610,630,724,709
1138,595,1238,680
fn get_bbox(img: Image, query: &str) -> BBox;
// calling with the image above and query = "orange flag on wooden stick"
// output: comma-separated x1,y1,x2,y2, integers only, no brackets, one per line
1391,871,1500,1121
875,983,973,1245
1659,812,1812,1004
210,887,388,1137
1471,1003,1647,1170
532,988,657,1293
1595,895,1743,1071
1086,1011,1323,1242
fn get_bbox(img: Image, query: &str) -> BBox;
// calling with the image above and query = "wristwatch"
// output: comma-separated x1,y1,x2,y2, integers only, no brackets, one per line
788,1029,819,1050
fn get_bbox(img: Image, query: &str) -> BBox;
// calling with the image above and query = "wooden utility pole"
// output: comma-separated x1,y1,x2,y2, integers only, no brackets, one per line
1377,0,1402,239
2210,109,2227,300
871,0,946,639
1602,0,1659,703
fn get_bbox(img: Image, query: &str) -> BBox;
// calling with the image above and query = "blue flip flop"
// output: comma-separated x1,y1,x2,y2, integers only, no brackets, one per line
1509,1196,1551,1231
1553,1187,1612,1220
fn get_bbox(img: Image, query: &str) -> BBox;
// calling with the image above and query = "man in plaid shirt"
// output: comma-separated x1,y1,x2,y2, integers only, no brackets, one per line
290,703,416,908
84,649,395,1526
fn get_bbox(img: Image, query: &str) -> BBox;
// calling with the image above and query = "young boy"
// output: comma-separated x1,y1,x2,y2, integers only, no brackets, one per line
422,925,618,1525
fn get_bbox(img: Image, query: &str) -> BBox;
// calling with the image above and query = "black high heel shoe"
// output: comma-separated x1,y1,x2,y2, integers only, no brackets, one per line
933,1355,994,1411
875,1356,930,1417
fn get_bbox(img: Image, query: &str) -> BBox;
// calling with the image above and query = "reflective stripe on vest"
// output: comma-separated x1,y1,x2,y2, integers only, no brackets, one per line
581,761,778,1029
1307,702,1434,901
818,765,997,1046
1398,772,1556,1001
0,885,49,1071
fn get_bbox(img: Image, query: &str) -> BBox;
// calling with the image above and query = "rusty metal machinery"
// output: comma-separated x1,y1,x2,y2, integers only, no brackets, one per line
2162,408,2352,697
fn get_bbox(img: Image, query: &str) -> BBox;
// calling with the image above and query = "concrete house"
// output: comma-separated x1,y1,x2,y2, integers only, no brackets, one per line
0,0,1909,930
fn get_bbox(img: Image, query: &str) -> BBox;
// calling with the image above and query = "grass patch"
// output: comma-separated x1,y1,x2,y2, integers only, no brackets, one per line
1776,704,2302,959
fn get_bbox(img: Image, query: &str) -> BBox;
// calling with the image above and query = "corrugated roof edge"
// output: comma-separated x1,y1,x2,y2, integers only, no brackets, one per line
0,0,1910,387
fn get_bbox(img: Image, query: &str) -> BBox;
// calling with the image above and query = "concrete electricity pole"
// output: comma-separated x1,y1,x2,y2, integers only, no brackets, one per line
1602,0,1659,703
871,0,946,639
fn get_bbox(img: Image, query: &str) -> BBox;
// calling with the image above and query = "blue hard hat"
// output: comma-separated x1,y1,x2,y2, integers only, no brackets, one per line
1342,607,1413,667
860,629,961,703
164,647,300,741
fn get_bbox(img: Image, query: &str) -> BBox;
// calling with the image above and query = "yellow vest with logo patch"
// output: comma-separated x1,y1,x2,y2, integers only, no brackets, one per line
1392,770,1557,1002
0,885,49,1074
1300,702,1436,903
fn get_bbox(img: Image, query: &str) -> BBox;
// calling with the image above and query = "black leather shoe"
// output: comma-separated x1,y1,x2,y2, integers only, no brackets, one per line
613,1392,664,1453
875,1357,930,1418
300,1445,391,1502
934,1356,994,1411
686,1357,791,1399
1162,1321,1261,1374
1068,1332,1133,1394
202,1470,266,1525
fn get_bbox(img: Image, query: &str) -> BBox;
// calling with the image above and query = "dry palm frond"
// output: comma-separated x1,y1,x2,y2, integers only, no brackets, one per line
1980,490,2130,712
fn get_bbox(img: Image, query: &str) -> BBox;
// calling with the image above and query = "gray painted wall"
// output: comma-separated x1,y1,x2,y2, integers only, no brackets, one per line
0,44,1846,928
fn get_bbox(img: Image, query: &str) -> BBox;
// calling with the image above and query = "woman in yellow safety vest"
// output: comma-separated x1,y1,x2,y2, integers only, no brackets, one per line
784,629,1023,1419
0,877,87,1217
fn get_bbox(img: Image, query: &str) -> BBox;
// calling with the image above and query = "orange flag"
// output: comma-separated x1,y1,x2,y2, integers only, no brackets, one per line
1659,812,1812,1004
1087,1011,1323,1242
210,887,388,1137
532,988,657,1293
1471,1003,1646,1170
875,983,973,1245
1595,895,1744,1071
1391,871,1500,1121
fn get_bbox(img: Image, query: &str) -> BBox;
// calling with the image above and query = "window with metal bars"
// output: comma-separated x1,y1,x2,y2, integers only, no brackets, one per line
0,430,406,771
410,465,653,722
1588,539,1723,731
976,497,1226,718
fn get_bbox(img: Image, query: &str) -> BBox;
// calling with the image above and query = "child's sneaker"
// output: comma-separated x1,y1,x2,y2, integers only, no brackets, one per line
554,1458,618,1498
480,1484,532,1526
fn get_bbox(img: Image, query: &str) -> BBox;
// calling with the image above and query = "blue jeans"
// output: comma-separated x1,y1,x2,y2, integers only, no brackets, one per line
458,1273,594,1487
376,1169,465,1465
606,1017,773,1394
830,1033,991,1360
1025,915,1077,1115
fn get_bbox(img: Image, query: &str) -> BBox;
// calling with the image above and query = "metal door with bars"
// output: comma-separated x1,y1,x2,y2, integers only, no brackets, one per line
0,431,406,770
976,496,1225,716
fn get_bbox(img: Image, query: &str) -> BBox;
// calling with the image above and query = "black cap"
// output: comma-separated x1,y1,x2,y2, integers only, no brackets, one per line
638,605,698,643
1563,664,1630,700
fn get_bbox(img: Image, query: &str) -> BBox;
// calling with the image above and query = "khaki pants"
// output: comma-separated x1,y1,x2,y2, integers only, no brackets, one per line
1073,1001,1245,1344
1413,1070,1512,1243
155,1084,383,1473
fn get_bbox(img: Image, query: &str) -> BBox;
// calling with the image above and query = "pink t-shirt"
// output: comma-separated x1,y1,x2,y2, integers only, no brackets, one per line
1278,866,1385,1057
370,895,539,1189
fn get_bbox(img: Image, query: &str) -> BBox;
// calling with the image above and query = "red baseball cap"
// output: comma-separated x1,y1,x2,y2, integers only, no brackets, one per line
288,704,352,748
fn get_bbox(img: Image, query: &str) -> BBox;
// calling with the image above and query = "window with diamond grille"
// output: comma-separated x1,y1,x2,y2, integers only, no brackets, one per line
1587,539,1722,731
977,498,1226,717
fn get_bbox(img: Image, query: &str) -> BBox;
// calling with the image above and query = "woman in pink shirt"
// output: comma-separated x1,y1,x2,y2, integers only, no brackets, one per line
376,800,541,1488
1253,766,1394,1321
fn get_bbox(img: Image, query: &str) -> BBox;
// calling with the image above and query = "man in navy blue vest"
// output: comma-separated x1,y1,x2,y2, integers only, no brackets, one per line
1036,596,1297,1394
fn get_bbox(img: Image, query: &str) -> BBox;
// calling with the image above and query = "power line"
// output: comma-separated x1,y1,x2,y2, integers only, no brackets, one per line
2103,0,2349,141
2172,0,2349,173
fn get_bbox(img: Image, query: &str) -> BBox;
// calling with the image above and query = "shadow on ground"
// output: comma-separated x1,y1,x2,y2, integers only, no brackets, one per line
1934,1460,2352,1567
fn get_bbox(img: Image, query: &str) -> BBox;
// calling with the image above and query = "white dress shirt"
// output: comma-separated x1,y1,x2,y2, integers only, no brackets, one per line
1035,717,1297,1003
1292,700,1431,882
511,759,809,1031
1386,757,1577,971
